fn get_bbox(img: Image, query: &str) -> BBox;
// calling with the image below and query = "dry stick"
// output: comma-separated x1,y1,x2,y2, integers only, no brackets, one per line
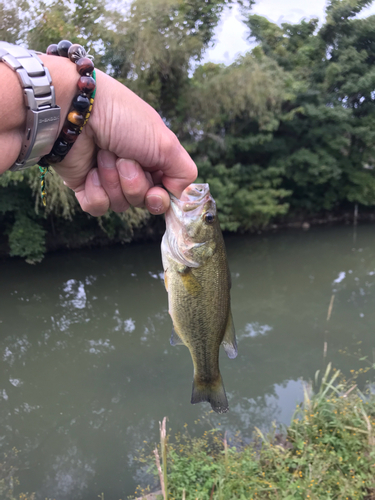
354,203,358,226
342,384,357,398
209,484,216,500
153,447,165,499
223,431,228,467
324,294,335,358
327,294,335,321
160,417,168,500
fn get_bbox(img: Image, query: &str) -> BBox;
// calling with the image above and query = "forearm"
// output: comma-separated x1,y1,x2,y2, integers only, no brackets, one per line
0,53,79,174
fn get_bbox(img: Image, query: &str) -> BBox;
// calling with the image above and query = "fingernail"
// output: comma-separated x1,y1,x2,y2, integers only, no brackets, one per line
118,159,138,180
147,194,163,213
92,169,101,186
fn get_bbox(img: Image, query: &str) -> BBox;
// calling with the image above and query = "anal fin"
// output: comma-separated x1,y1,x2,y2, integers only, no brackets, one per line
170,326,185,346
222,311,238,359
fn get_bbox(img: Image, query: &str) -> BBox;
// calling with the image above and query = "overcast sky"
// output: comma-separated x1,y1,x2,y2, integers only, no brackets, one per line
203,0,375,64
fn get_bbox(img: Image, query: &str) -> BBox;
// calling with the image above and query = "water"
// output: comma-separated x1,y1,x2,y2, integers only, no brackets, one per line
1,224,375,499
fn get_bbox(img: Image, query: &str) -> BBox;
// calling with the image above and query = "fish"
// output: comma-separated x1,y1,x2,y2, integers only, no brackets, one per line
161,183,237,414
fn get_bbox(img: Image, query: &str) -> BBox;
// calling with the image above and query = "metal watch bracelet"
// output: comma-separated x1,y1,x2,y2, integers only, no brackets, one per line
0,42,60,172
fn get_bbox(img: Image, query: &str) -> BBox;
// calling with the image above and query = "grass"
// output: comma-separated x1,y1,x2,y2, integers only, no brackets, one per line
138,364,375,500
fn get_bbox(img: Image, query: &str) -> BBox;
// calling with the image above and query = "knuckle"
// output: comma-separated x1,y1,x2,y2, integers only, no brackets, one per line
106,178,121,191
187,159,198,183
122,178,141,196
80,197,109,217
111,200,130,213
160,129,180,158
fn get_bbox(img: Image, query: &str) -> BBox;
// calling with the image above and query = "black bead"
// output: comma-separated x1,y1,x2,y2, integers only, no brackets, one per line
73,94,90,112
57,40,72,57
46,44,59,56
45,152,63,164
52,139,70,156
38,157,50,168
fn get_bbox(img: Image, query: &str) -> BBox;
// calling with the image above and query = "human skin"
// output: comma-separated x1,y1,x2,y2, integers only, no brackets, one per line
0,53,197,216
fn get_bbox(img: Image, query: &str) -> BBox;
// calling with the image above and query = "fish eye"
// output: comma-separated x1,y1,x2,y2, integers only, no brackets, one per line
203,212,215,224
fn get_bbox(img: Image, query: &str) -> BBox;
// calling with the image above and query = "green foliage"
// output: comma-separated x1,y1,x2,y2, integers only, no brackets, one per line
0,0,29,43
103,0,232,121
141,365,375,499
197,161,290,231
8,215,46,263
3,0,375,260
27,0,109,68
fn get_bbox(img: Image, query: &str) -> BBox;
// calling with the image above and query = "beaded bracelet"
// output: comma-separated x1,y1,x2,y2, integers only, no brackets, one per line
38,40,96,205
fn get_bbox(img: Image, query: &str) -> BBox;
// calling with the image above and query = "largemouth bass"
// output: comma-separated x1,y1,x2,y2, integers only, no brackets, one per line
161,183,237,414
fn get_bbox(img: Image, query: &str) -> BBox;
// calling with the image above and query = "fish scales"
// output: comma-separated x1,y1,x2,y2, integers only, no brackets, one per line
161,183,237,413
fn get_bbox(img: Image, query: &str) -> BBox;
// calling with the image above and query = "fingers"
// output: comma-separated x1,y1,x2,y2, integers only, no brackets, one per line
90,72,197,198
114,158,170,214
156,129,198,198
97,150,130,213
145,186,170,214
116,158,153,208
73,152,170,216
75,168,110,217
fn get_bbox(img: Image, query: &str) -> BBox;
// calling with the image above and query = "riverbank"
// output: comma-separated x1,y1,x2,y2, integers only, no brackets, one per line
139,365,375,500
1,206,374,262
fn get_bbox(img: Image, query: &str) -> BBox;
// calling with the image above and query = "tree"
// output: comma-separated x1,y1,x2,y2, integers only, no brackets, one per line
0,0,28,43
240,0,375,213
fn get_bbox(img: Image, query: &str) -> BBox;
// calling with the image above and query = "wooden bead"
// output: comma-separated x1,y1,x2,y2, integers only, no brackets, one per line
76,57,94,76
61,125,79,143
57,40,72,57
77,76,96,94
68,43,87,63
46,44,59,56
68,110,85,127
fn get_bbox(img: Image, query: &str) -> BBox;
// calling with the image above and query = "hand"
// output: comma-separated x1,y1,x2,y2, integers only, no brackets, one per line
41,57,197,216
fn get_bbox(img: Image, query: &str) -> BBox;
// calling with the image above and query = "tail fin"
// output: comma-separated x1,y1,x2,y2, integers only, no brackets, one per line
191,375,229,414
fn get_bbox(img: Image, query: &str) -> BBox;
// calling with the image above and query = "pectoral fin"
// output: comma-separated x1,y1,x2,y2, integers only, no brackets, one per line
222,312,237,359
179,267,202,296
170,326,185,346
164,270,168,291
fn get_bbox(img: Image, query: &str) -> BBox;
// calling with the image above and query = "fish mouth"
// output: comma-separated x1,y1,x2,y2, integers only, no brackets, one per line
170,184,212,216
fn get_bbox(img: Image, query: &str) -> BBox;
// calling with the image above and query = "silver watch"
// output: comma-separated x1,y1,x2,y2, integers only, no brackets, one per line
0,42,61,171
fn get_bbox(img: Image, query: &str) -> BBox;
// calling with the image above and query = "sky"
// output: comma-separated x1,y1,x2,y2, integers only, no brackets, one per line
203,0,375,64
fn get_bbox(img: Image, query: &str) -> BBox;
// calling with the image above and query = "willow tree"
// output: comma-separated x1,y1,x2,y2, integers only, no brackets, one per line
0,0,28,43
183,53,292,230
103,0,235,127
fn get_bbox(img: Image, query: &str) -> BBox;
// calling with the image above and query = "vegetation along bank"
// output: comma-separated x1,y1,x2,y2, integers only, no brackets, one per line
136,365,375,500
2,0,375,261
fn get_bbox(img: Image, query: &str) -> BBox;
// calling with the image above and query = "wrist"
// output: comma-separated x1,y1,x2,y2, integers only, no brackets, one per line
0,51,79,174
39,54,79,135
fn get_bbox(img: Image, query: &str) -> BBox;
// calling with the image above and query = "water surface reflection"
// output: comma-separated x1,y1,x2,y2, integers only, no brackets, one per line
1,224,375,499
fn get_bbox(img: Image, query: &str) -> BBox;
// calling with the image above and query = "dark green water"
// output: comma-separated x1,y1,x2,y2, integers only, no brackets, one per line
1,224,375,499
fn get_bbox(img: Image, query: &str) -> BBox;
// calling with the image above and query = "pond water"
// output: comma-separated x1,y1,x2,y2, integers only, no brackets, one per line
1,223,375,499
